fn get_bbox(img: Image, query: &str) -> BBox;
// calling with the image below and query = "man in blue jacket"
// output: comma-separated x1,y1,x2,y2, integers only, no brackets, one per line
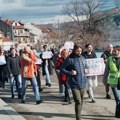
60,44,88,120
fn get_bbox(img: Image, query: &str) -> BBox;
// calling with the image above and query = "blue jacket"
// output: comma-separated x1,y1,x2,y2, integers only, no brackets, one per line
60,55,87,89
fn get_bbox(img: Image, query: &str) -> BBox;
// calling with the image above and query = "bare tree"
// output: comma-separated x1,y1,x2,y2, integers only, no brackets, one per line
63,0,103,31
62,0,105,48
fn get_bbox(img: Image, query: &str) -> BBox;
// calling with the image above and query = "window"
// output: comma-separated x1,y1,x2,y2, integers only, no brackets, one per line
20,29,23,33
14,30,17,34
15,22,17,26
23,38,26,41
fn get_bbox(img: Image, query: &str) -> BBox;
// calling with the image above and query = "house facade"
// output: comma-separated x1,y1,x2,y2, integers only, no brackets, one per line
0,19,12,40
12,21,30,45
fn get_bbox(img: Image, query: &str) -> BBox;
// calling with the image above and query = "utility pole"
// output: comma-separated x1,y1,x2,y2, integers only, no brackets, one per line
58,19,61,46
11,24,15,47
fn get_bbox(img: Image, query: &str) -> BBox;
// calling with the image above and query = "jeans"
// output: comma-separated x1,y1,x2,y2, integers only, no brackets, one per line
45,65,51,84
56,70,64,93
22,75,40,101
87,76,98,100
72,88,86,120
111,87,120,117
36,66,41,89
10,74,22,96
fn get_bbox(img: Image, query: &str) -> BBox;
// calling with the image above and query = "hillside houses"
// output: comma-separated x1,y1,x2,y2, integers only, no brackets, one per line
0,19,57,50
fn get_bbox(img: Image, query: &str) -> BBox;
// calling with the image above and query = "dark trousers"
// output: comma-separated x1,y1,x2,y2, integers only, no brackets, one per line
111,87,120,118
0,72,5,89
106,84,110,93
64,82,71,101
72,88,86,120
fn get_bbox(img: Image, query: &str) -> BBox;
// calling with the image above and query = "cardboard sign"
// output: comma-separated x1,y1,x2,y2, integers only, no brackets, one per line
35,58,42,65
86,58,105,76
64,41,74,50
42,51,53,59
0,56,6,65
3,45,11,51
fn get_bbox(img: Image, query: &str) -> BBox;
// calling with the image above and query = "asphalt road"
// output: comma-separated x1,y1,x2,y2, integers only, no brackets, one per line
0,72,118,120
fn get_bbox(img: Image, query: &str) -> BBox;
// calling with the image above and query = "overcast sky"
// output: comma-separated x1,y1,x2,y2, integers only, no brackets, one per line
0,0,118,24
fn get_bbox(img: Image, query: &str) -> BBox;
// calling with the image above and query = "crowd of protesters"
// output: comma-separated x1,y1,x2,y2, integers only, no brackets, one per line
0,43,120,120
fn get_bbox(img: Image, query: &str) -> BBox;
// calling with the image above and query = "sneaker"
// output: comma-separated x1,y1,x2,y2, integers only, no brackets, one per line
68,100,72,104
63,99,69,102
90,99,96,103
18,94,22,99
36,99,44,104
39,88,43,92
115,115,120,118
106,94,111,99
11,94,14,99
21,99,25,103
45,83,51,87
60,93,65,97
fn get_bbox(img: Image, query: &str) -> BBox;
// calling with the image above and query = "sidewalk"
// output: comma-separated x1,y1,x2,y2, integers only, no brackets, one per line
0,98,26,120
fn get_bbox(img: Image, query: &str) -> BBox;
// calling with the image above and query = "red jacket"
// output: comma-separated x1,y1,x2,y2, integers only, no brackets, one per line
56,57,68,84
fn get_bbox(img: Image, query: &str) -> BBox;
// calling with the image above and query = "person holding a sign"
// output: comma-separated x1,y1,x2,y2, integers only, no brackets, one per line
82,44,98,103
32,48,43,92
0,46,8,89
103,45,120,118
60,44,88,120
40,45,53,87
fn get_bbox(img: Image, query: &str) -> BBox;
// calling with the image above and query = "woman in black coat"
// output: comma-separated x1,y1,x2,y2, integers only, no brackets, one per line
0,46,8,89
40,45,53,87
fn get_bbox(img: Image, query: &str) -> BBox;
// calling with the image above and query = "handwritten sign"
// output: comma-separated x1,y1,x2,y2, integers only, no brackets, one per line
86,58,105,76
42,51,53,59
0,56,6,65
64,41,74,50
3,45,11,51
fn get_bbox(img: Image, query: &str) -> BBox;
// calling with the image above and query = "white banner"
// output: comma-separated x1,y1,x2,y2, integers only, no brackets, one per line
3,45,11,51
86,58,105,76
0,56,6,65
42,51,53,59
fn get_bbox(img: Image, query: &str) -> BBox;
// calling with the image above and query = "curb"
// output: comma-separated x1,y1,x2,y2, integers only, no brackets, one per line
0,98,26,120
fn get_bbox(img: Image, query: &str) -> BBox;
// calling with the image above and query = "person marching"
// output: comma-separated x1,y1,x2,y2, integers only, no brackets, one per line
56,48,72,104
82,44,98,103
0,46,8,89
101,44,113,99
7,48,22,99
60,44,88,120
40,45,53,87
103,45,120,118
21,46,43,104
